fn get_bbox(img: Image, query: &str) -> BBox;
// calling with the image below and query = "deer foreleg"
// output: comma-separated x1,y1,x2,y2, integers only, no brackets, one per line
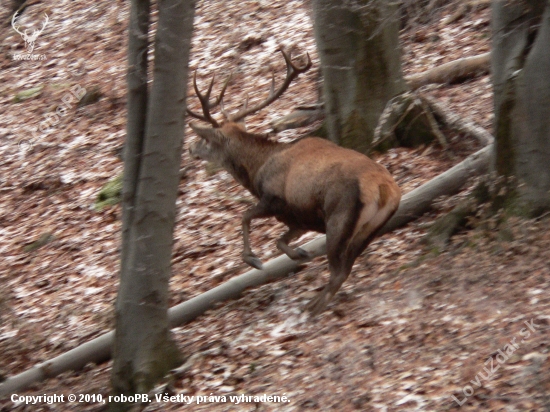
276,227,310,260
242,203,271,270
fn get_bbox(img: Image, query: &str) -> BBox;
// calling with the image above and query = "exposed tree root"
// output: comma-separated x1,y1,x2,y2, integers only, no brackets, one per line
420,94,494,145
422,198,477,251
373,91,450,152
422,175,520,250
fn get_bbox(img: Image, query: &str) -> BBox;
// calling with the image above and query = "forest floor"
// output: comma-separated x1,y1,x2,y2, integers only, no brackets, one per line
1,1,549,411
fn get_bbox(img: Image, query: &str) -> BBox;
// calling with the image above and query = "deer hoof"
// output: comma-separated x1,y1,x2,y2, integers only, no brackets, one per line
243,253,263,270
284,247,311,261
295,247,311,259
304,290,330,316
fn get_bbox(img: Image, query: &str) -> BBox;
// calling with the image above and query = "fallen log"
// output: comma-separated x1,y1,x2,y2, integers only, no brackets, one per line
442,0,491,25
406,52,490,90
270,104,324,133
0,143,493,396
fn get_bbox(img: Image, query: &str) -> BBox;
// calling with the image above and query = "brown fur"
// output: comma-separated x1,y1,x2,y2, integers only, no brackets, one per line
189,121,401,315
378,184,390,209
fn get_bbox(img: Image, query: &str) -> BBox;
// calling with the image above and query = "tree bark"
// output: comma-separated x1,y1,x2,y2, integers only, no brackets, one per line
110,0,195,407
491,0,550,216
0,142,493,397
312,0,406,153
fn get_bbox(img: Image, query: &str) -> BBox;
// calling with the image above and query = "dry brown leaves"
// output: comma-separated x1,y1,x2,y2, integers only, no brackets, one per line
0,1,549,411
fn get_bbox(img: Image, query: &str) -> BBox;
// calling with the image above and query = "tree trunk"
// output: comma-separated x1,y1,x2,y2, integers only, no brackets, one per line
311,0,406,153
110,0,195,408
491,0,550,216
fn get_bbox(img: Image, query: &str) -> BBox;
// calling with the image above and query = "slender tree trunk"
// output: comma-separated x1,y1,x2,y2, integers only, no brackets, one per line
120,0,149,287
491,0,550,216
110,0,195,408
311,0,406,153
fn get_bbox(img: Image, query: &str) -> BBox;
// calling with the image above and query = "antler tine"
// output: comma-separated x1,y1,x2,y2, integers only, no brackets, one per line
187,71,233,127
269,72,275,98
229,49,312,122
188,71,220,127
227,93,249,119
186,107,209,121
213,72,232,106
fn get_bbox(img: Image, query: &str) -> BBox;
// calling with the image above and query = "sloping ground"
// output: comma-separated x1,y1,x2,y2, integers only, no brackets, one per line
0,1,548,411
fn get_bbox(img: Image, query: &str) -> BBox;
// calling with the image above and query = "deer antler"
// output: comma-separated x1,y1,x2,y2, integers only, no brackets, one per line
187,72,232,128
11,12,23,36
228,49,312,122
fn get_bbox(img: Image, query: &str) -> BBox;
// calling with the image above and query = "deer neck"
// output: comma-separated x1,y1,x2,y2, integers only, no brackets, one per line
225,136,284,197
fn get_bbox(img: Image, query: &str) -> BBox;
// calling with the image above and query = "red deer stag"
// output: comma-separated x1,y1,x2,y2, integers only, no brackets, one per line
188,50,401,315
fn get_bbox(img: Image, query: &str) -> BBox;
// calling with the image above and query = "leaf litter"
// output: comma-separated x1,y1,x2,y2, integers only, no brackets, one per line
0,1,549,411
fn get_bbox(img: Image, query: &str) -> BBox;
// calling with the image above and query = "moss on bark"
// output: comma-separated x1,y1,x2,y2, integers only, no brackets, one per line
341,109,371,154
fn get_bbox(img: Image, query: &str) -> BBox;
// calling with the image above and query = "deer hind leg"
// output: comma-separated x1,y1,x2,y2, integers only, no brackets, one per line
306,198,387,316
308,200,399,315
305,202,362,315
277,227,310,260
241,202,272,270
306,251,355,316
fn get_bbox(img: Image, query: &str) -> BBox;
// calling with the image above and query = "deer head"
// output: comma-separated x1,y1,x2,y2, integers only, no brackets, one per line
188,49,311,170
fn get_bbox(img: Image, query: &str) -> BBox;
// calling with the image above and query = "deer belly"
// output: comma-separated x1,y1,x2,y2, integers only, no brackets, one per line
272,205,326,233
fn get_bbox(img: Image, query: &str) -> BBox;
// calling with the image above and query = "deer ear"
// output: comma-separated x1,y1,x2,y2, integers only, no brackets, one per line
189,122,224,143
235,119,247,131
